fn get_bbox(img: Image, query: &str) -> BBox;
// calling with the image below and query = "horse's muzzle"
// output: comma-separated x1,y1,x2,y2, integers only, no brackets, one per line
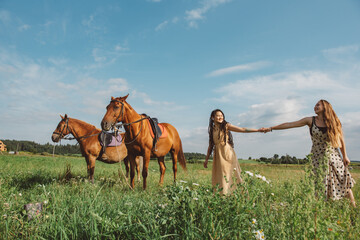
101,120,112,131
51,133,60,142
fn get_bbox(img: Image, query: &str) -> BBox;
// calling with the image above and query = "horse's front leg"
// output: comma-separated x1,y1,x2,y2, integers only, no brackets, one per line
86,155,96,184
124,156,130,179
135,156,142,182
142,152,151,190
128,155,137,189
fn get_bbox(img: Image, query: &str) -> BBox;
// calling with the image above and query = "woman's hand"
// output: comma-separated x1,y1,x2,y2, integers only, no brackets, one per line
343,156,350,166
204,159,208,168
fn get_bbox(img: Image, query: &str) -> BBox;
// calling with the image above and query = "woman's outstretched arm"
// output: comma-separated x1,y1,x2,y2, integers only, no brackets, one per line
267,117,313,131
227,123,260,133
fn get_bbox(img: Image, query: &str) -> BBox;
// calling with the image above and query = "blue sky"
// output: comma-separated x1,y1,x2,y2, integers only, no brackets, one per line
1,0,360,159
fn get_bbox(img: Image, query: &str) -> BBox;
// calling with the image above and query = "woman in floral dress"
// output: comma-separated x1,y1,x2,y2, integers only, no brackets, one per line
204,109,263,195
263,100,356,207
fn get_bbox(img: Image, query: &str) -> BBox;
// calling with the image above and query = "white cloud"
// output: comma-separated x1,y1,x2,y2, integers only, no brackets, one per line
18,24,30,31
322,45,360,64
0,10,11,24
92,48,107,62
207,61,270,77
185,0,232,28
323,45,359,56
155,20,169,31
214,70,346,103
115,44,129,51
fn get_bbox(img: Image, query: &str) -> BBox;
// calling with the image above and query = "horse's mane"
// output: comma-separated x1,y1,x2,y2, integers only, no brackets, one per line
69,118,101,131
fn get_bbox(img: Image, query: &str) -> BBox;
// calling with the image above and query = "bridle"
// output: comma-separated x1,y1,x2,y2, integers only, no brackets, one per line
53,118,99,141
109,99,149,144
52,118,72,140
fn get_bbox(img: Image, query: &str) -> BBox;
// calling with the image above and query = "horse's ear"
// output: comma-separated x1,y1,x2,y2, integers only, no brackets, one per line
60,115,64,119
64,114,68,119
111,96,115,101
123,94,129,101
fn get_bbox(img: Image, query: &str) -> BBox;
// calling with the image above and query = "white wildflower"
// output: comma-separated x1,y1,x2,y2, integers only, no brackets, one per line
271,193,274,196
179,180,187,183
251,218,257,228
19,193,22,196
193,197,199,201
44,200,48,205
159,203,168,209
253,229,265,240
245,171,254,176
192,183,200,186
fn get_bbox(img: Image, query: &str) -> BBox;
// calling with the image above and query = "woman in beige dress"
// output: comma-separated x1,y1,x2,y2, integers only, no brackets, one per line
204,109,262,195
262,100,356,207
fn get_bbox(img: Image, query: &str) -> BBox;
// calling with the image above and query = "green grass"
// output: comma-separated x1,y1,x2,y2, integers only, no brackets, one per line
1,154,359,239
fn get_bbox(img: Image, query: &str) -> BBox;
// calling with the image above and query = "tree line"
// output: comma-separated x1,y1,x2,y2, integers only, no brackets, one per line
255,154,310,164
1,140,307,164
1,140,81,156
1,139,207,159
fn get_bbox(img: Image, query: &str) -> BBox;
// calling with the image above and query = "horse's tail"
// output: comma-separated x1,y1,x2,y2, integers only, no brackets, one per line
177,139,187,171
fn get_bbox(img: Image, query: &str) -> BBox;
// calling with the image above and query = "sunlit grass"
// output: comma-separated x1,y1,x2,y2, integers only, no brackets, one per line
1,154,359,239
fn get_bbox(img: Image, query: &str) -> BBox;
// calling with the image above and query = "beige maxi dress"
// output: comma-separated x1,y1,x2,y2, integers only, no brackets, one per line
310,117,355,200
212,123,242,195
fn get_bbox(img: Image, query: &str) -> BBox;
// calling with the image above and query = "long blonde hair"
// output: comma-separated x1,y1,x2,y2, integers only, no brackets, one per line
321,99,342,148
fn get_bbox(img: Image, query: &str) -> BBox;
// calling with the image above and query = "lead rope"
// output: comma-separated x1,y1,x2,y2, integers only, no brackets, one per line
110,128,134,191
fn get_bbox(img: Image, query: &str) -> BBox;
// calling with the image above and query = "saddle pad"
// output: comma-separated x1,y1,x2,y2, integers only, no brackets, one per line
99,132,123,147
147,120,168,139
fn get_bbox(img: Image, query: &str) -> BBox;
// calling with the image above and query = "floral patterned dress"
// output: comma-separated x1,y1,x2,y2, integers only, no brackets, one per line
310,117,355,200
212,123,242,195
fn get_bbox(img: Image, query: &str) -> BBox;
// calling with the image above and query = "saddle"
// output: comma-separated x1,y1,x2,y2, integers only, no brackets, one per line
142,114,168,151
99,131,123,149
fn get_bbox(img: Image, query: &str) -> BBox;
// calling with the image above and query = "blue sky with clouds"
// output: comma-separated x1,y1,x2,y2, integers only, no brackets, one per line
1,0,360,159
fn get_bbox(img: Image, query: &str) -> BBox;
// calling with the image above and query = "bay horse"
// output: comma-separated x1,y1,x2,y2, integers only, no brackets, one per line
51,114,142,183
101,94,187,190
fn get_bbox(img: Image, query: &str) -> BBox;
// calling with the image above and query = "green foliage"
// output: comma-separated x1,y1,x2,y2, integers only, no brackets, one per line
0,154,359,239
1,139,81,156
257,154,310,164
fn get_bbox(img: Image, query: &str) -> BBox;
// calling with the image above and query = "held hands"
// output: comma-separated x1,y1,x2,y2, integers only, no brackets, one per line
258,127,272,133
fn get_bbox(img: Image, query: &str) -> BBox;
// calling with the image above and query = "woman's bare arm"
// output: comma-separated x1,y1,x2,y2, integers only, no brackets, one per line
227,123,260,133
269,117,312,131
339,133,350,166
204,144,214,168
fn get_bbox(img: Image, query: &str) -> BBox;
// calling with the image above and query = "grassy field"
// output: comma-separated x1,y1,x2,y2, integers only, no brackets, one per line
1,153,360,239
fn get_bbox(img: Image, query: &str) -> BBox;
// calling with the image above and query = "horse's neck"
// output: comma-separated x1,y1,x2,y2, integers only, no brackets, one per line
69,119,97,138
123,107,144,137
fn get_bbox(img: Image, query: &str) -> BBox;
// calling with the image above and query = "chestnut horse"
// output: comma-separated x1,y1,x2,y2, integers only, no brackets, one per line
51,114,142,183
101,95,187,189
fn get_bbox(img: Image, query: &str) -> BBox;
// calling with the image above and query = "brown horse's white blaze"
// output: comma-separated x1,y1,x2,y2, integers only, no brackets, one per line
51,114,142,183
101,95,187,190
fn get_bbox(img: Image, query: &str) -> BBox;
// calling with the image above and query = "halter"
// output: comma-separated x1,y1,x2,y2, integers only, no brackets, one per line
52,118,72,140
111,99,125,126
110,99,149,144
53,118,99,141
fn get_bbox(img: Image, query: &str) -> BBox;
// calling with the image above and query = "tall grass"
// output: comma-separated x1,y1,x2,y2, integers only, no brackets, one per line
0,154,359,239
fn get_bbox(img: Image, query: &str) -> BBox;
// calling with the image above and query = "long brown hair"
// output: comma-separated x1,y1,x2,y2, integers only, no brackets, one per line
208,109,234,150
320,99,342,148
